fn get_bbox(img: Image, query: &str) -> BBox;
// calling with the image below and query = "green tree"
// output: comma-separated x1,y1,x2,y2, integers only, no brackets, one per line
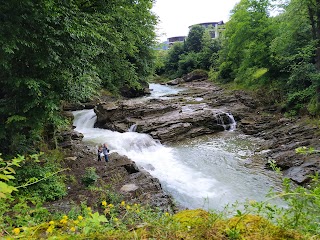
218,0,273,84
185,25,205,53
199,30,222,70
270,0,320,114
178,52,201,74
164,42,185,78
0,0,157,154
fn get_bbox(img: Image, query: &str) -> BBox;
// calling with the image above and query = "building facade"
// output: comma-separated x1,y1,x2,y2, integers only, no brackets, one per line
167,36,186,46
189,21,225,39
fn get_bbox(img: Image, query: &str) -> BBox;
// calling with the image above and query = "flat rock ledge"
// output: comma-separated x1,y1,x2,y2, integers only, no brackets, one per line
95,100,235,143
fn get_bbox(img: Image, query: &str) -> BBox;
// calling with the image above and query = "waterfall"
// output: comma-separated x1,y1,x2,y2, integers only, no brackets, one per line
226,112,237,131
128,124,137,132
73,109,97,129
216,112,237,131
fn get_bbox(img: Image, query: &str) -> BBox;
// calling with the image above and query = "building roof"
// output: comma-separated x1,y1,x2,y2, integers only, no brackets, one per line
188,21,224,29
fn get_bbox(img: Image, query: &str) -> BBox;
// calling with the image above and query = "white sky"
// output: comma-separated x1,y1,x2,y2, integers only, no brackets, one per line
152,0,240,42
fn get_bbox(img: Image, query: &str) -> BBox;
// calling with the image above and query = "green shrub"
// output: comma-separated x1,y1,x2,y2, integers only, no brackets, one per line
81,167,99,187
14,154,67,201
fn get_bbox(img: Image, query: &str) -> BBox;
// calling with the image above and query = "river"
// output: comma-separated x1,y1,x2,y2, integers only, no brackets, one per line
73,83,282,211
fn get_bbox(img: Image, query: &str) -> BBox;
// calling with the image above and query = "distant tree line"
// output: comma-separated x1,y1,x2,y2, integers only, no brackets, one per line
156,25,222,78
157,0,320,116
0,0,156,155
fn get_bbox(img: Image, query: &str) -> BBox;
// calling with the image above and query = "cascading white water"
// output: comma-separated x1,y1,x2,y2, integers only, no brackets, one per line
226,112,237,131
128,124,137,132
215,112,237,131
72,84,282,210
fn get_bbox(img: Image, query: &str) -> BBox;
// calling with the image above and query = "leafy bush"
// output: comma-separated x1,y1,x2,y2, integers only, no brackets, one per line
81,167,99,187
178,52,201,75
14,154,67,201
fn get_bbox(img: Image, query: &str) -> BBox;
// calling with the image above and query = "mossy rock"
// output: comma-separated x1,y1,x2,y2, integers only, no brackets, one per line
224,215,304,240
173,209,209,239
173,209,209,226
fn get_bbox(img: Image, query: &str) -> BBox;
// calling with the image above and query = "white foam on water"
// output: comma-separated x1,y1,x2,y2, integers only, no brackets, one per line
73,109,230,209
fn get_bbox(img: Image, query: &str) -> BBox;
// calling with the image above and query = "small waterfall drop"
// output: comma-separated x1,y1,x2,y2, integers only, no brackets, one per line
128,124,137,132
226,112,237,131
73,109,97,129
216,112,237,131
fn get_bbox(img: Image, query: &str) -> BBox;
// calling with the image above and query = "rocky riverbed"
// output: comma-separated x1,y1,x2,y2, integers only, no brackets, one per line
56,76,320,214
94,77,320,185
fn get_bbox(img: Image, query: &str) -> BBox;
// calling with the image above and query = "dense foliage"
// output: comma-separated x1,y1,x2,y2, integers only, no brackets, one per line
157,25,222,79
157,0,320,116
0,0,157,155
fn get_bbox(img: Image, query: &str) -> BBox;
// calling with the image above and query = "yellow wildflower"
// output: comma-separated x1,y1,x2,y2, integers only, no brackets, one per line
108,203,114,208
120,201,125,206
126,205,131,210
113,218,118,222
46,226,54,234
87,207,91,211
12,228,20,235
70,227,76,232
102,201,107,207
165,212,170,216
73,220,79,225
49,220,55,225
60,219,68,224
63,215,68,220
78,215,83,221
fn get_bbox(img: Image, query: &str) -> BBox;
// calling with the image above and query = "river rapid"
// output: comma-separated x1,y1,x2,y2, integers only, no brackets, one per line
73,83,282,211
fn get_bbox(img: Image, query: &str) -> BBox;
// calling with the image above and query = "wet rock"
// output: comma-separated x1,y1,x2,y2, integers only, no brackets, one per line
62,102,85,111
269,150,305,169
64,156,77,161
143,164,155,171
284,159,320,184
95,97,237,142
167,78,184,85
120,184,139,192
58,130,83,149
106,153,176,211
49,145,177,214
120,82,150,98
182,70,208,82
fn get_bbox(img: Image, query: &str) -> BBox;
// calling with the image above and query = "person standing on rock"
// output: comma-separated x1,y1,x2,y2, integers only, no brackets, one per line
98,145,103,161
102,143,110,162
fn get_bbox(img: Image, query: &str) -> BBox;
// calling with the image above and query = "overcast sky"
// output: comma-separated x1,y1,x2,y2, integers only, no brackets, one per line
152,0,240,42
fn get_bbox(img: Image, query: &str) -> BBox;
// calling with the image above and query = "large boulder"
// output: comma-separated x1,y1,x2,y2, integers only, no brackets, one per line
120,81,151,98
182,70,208,82
167,78,184,85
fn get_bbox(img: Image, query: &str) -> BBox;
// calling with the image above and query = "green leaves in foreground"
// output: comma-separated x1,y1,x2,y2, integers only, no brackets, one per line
0,154,24,198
